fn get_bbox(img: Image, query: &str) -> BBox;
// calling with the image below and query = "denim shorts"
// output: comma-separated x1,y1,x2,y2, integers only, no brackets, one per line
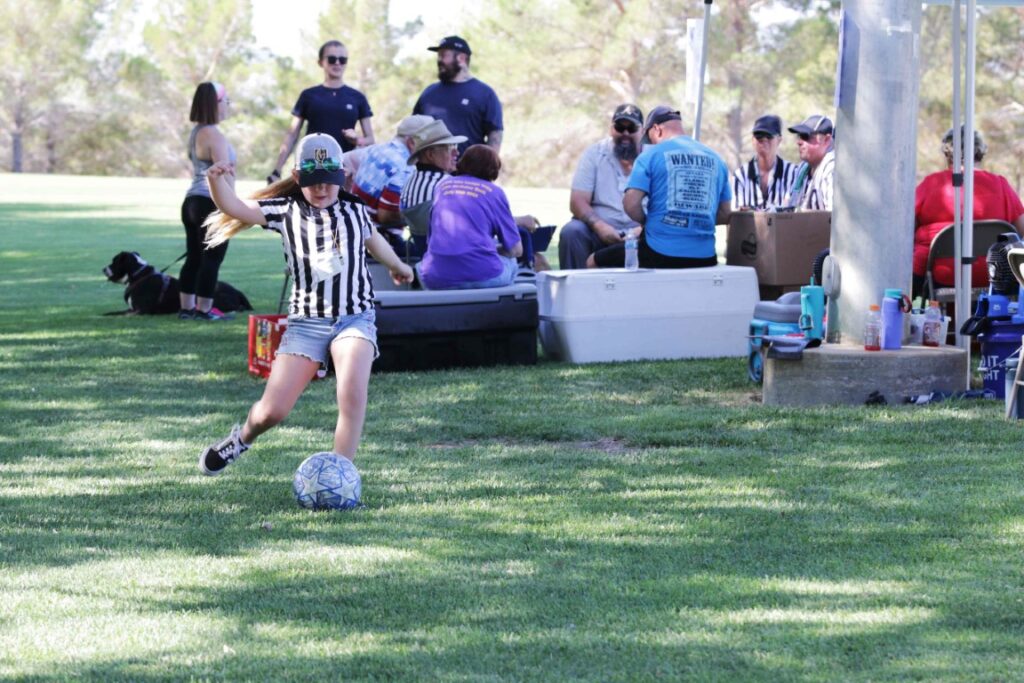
278,309,378,369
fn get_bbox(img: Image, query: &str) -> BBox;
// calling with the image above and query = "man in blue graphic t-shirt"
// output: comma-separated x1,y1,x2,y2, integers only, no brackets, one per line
588,106,731,269
413,36,503,155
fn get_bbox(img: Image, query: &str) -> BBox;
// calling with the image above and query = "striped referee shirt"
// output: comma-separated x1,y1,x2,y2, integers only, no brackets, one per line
258,193,374,318
787,149,835,211
732,155,798,210
399,164,448,210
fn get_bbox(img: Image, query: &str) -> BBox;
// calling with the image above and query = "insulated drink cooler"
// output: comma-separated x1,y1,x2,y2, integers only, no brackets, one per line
537,266,759,363
978,321,1024,398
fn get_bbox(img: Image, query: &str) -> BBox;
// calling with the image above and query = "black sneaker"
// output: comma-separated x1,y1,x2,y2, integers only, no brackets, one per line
199,424,249,475
193,307,234,321
178,308,195,320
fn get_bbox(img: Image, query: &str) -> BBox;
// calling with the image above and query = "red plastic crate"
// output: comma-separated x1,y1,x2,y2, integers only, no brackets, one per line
247,314,288,378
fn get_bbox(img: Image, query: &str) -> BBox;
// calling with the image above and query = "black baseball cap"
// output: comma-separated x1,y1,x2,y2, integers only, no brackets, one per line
641,105,682,144
788,114,834,136
752,115,782,137
428,35,471,55
612,104,643,127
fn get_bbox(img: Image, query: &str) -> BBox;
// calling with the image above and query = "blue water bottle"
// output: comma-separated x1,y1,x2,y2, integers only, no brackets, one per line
881,290,903,350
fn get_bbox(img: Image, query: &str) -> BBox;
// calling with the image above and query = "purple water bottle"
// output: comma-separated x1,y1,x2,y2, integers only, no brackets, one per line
881,295,902,350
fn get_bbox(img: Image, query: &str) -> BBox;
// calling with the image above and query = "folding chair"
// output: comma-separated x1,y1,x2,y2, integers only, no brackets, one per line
921,219,1017,311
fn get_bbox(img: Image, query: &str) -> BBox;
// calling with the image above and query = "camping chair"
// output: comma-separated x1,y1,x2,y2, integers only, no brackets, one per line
921,219,1017,310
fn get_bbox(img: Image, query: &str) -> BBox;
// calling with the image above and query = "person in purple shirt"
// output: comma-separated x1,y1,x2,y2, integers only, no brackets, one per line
417,145,522,290
267,40,374,183
413,36,503,155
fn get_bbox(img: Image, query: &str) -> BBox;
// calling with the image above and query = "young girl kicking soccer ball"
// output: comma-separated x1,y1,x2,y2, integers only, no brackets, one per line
198,133,413,476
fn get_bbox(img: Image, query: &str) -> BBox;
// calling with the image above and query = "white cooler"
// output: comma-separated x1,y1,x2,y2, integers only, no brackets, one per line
538,266,759,363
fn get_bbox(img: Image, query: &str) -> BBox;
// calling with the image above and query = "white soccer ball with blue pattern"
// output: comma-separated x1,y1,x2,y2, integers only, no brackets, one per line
292,453,362,510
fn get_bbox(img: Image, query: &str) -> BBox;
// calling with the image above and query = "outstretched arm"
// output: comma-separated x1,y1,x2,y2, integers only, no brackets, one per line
207,162,267,226
365,229,414,285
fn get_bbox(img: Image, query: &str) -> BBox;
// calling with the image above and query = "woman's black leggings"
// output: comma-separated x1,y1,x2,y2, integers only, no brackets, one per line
179,195,228,298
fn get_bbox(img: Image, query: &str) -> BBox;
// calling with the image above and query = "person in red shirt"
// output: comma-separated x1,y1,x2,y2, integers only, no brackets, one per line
914,127,1024,295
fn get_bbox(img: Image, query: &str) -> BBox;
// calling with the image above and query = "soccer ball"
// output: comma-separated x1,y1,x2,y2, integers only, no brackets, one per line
292,452,362,511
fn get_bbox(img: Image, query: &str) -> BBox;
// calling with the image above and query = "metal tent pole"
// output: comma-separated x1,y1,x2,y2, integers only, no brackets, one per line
962,0,978,384
693,0,713,141
951,0,965,353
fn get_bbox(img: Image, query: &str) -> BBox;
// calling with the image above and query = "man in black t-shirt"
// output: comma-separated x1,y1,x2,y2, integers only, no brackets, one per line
413,36,503,155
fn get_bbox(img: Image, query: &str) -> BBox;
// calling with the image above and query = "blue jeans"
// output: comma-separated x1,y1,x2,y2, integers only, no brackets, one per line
416,256,519,290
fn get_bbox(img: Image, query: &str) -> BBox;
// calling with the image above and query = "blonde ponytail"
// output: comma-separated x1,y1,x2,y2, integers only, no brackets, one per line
204,175,302,248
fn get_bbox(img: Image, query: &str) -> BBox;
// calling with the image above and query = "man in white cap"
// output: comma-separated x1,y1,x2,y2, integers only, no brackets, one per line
784,114,835,211
351,115,434,246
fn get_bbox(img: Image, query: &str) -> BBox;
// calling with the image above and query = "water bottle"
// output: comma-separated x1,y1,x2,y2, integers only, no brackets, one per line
623,229,639,271
922,300,943,347
864,304,882,351
881,295,902,350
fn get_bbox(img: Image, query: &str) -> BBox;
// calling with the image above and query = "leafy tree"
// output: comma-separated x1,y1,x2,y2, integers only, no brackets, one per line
0,0,104,172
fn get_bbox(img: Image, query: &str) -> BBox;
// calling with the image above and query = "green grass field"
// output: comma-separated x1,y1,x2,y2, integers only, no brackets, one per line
2,174,1024,681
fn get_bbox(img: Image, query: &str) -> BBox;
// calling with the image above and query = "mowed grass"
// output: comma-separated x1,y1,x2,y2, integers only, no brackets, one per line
2,173,1024,682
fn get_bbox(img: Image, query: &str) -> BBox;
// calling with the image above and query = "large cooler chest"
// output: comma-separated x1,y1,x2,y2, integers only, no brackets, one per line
373,284,538,372
537,266,758,363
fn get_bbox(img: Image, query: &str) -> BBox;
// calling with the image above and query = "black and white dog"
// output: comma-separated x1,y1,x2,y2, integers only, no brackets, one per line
103,251,252,315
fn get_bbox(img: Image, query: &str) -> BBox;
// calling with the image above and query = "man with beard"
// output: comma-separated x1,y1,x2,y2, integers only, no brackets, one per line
558,104,644,269
589,106,731,269
413,36,503,154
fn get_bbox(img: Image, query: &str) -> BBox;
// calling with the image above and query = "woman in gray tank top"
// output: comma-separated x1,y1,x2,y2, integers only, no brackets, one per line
180,82,237,320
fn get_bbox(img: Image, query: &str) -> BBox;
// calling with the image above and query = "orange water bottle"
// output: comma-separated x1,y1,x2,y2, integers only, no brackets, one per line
922,300,943,347
864,304,882,351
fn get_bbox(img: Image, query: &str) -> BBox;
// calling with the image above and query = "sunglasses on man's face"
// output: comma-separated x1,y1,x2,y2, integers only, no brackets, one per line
299,158,342,173
325,55,348,65
797,132,819,143
614,122,638,134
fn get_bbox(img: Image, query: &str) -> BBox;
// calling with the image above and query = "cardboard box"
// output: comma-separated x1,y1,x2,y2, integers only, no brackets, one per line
726,211,831,286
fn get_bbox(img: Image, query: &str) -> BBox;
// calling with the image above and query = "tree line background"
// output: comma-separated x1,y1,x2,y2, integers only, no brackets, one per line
2,0,1023,191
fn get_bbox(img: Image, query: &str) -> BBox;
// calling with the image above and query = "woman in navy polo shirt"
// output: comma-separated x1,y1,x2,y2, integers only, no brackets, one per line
267,40,375,183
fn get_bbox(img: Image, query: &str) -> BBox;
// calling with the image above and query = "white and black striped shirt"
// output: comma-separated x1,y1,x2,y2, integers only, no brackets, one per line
400,165,447,210
259,193,374,318
787,149,835,212
732,156,798,210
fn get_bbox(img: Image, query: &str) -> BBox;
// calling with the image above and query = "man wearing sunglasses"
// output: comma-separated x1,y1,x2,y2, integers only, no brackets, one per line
413,36,503,155
559,104,645,269
589,106,731,270
268,40,375,183
732,115,798,211
784,114,835,211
